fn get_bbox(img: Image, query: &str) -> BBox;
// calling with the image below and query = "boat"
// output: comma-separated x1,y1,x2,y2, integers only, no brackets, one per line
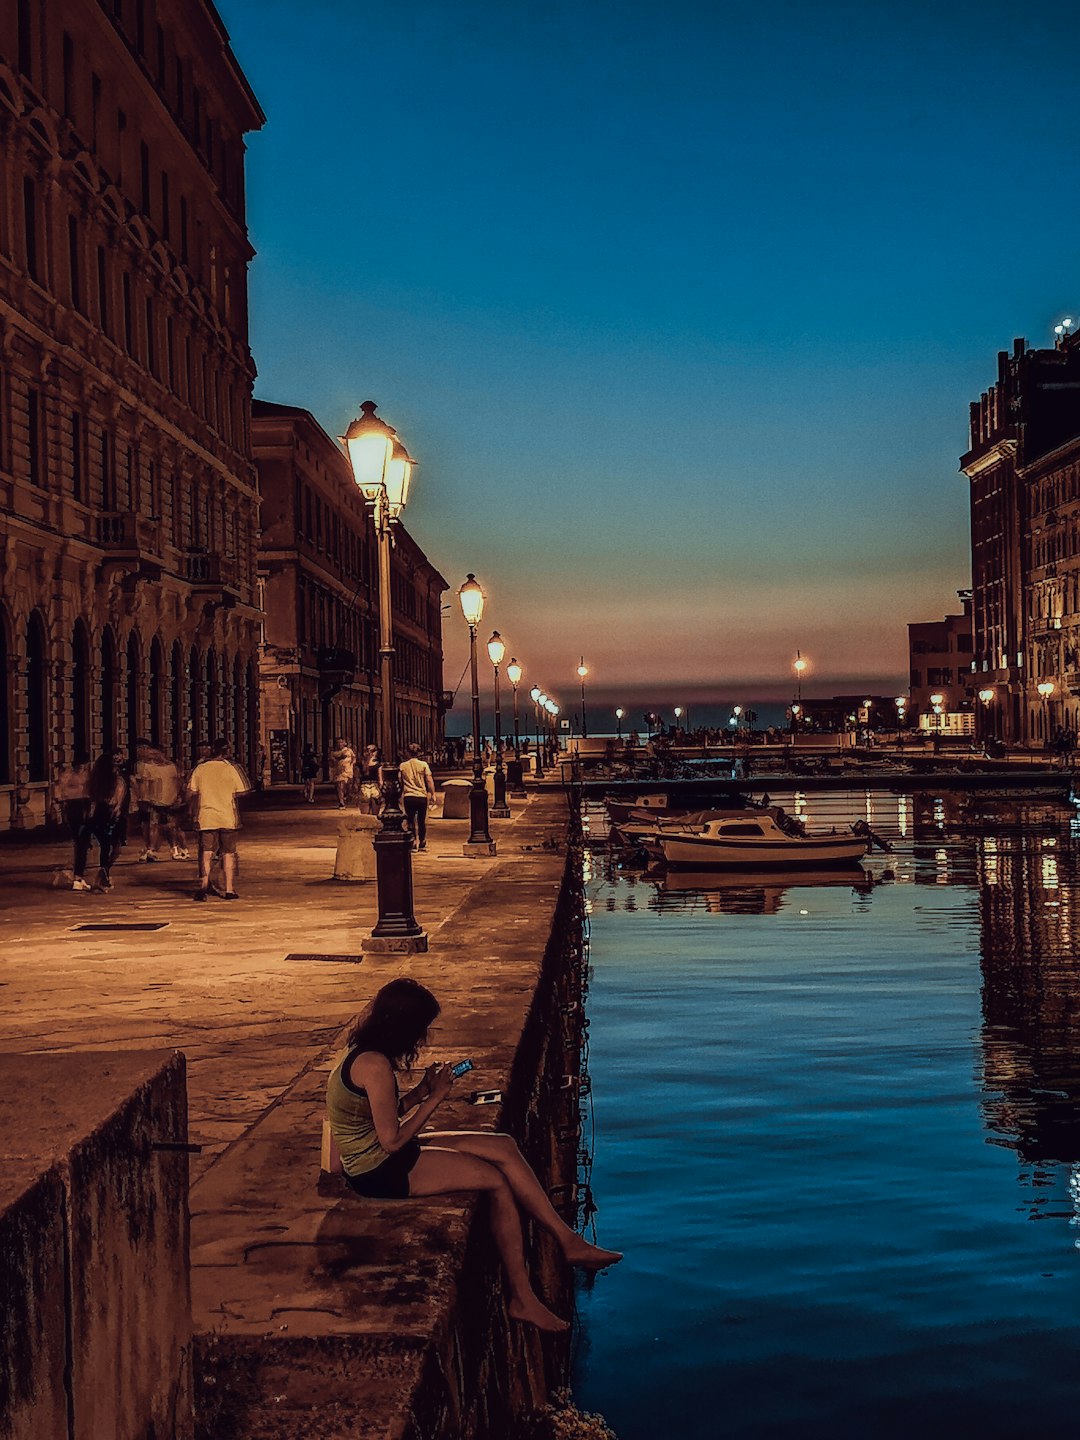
604,793,675,826
617,806,768,855
658,812,870,869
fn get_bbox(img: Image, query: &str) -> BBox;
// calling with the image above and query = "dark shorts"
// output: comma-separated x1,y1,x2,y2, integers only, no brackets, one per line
343,1139,422,1199
198,827,238,855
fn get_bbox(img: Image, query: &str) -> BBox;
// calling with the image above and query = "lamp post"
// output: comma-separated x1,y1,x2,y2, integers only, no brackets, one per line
546,698,559,762
459,575,496,854
341,400,426,953
792,651,807,736
615,707,623,739
577,658,589,739
530,686,545,781
506,659,527,797
1038,680,1055,746
488,631,510,817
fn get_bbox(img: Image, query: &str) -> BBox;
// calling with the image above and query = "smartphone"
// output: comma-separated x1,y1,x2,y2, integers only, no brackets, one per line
451,1059,474,1078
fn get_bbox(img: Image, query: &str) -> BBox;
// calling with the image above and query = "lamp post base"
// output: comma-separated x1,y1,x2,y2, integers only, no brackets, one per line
490,804,512,818
362,932,429,954
463,838,498,856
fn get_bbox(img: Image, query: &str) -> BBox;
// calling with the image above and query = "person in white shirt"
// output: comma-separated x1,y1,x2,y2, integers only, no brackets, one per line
329,737,356,809
399,743,436,851
187,739,249,901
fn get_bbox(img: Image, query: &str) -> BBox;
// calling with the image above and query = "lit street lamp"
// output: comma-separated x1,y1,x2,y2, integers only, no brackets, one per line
546,698,559,761
506,658,527,797
792,651,808,735
577,658,589,739
488,631,510,817
615,706,624,740
530,686,545,781
341,400,425,953
1038,680,1056,743
459,575,496,854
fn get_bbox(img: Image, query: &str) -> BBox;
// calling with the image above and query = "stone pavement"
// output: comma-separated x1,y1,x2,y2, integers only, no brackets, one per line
0,788,565,1182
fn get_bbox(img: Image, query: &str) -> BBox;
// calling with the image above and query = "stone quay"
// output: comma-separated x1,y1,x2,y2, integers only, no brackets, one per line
0,788,588,1439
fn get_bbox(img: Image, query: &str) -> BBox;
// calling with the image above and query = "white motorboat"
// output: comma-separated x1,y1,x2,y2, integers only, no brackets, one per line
659,812,870,869
618,806,765,854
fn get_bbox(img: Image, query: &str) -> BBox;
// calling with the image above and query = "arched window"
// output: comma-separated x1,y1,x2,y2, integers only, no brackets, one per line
72,621,91,762
100,627,118,756
26,611,49,782
126,630,142,758
171,640,185,762
149,637,164,747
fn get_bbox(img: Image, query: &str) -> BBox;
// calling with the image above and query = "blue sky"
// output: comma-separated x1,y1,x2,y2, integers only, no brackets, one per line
217,0,1080,708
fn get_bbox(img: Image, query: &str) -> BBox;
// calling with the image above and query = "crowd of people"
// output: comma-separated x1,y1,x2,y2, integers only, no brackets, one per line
52,738,251,900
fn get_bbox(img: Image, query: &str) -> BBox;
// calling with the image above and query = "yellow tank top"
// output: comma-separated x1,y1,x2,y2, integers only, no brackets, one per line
326,1049,390,1176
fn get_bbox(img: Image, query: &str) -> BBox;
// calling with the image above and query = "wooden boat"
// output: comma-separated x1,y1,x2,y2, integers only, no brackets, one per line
659,812,870,869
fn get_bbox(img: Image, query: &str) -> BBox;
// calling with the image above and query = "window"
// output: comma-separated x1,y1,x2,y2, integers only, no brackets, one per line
97,246,109,333
161,171,170,240
71,412,83,501
145,296,156,375
122,271,133,353
17,0,32,78
68,215,81,311
179,196,188,261
27,387,42,487
22,177,38,284
62,32,75,117
140,141,150,215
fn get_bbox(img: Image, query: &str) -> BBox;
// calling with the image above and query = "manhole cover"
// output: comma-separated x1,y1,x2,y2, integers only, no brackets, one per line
71,922,171,932
285,952,364,963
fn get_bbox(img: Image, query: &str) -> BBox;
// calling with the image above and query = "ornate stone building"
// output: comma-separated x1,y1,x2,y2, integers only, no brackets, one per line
0,0,264,826
253,401,446,783
962,334,1080,746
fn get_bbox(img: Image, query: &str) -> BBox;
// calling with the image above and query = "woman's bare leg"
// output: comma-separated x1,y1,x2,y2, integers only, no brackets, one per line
408,1146,567,1332
425,1131,621,1268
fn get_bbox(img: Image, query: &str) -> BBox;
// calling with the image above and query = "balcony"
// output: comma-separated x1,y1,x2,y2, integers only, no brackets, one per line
95,511,163,579
317,647,356,702
181,550,239,587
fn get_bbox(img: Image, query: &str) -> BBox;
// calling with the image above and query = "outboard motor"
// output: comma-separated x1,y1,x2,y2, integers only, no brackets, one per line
853,818,893,852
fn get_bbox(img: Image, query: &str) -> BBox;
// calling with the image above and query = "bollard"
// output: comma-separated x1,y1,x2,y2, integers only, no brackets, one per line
333,813,380,881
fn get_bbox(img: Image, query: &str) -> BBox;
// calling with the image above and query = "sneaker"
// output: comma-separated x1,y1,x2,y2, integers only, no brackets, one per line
418,843,427,851
192,888,208,902
176,848,190,860
222,891,240,901
72,878,92,892
98,876,113,892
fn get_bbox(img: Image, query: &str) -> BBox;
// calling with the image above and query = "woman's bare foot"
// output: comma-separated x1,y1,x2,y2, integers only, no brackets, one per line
509,1296,570,1332
563,1238,623,1270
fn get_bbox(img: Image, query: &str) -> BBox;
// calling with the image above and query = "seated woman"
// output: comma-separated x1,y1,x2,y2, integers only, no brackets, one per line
326,977,621,1333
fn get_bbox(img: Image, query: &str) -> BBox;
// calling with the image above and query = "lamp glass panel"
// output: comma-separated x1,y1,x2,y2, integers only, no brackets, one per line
346,433,392,498
459,579,485,626
487,634,506,666
507,662,522,686
385,453,413,517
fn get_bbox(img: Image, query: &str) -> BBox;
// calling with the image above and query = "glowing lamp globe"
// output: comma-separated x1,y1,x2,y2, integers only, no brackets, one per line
1038,681,1056,697
487,631,505,667
384,439,415,520
530,686,542,704
929,693,944,706
577,660,588,680
507,660,522,687
615,707,624,720
341,401,395,501
458,574,485,628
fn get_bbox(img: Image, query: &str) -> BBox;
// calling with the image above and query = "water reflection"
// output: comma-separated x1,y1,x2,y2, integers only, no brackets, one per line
977,817,1080,1181
648,866,876,917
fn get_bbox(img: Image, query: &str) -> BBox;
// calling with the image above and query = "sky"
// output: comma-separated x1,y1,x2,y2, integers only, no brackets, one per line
216,0,1080,719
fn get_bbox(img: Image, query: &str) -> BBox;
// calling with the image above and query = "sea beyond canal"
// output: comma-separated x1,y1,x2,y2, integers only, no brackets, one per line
573,789,1080,1439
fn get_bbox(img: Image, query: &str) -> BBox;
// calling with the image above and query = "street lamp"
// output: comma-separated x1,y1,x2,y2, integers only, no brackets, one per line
674,706,682,726
530,685,545,781
506,658,527,797
546,698,559,761
459,575,496,854
341,399,425,953
1038,680,1056,744
487,631,510,817
615,706,624,739
792,652,807,736
577,658,589,739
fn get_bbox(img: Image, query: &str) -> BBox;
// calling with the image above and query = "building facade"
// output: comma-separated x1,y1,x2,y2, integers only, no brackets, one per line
0,0,265,826
962,335,1080,746
253,401,446,782
908,592,975,732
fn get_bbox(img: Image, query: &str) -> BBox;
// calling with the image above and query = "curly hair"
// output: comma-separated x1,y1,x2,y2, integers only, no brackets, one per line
347,978,440,1070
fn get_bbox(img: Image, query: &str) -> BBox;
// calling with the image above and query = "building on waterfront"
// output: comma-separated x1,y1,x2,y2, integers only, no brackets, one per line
0,0,264,826
907,592,975,734
962,334,1080,747
253,401,447,782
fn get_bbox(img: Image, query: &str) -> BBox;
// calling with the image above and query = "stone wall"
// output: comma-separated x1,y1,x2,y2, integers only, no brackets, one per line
0,1050,192,1440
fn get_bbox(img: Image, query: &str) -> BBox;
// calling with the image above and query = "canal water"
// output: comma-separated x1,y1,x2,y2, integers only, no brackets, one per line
573,789,1080,1439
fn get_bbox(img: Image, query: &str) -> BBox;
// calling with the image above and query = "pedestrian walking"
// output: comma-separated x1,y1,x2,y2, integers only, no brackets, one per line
133,740,189,860
329,737,356,809
399,743,436,851
72,749,130,892
188,738,250,902
301,745,319,803
52,753,91,838
357,745,383,816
